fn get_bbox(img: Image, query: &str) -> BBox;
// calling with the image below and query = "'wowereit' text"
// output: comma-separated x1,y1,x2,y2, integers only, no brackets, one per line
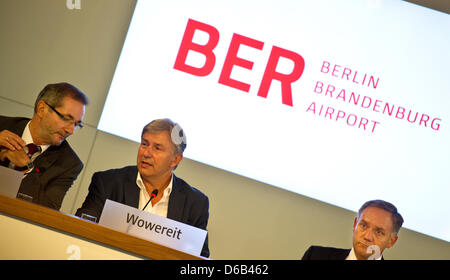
126,213,182,239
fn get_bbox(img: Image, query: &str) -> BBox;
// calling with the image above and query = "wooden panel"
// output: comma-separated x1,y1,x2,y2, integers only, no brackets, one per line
0,194,205,260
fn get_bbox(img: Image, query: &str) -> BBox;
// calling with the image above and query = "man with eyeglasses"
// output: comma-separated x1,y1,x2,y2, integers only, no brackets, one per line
0,82,89,210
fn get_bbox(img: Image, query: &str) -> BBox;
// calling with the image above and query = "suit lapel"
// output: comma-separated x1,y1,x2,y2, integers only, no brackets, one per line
10,119,28,136
34,146,60,172
167,175,187,222
123,167,140,208
338,249,352,260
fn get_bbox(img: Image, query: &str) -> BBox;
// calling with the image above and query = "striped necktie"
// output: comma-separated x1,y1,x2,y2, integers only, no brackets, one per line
25,143,42,161
8,143,42,170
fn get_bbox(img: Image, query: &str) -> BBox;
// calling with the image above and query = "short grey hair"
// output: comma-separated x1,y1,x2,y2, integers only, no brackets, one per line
34,82,89,113
358,199,404,235
141,118,187,155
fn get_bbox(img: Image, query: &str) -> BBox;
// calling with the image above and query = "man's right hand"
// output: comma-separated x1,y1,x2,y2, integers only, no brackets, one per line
0,148,31,168
0,130,26,151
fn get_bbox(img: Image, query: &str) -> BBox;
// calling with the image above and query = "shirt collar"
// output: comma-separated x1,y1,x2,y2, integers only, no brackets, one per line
345,247,358,260
136,172,173,197
22,121,50,153
346,247,382,260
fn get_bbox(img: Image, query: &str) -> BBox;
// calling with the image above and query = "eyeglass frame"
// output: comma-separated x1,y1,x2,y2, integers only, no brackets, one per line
44,101,84,129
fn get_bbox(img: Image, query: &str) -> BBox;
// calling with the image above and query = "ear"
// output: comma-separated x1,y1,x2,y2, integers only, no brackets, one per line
352,217,358,232
386,234,398,249
170,153,183,169
35,100,47,118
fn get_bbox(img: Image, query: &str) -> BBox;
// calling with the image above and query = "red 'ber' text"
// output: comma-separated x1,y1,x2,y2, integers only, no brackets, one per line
174,19,305,106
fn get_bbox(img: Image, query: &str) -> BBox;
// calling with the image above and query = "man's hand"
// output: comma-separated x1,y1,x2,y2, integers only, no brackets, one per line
0,130,26,151
0,148,31,169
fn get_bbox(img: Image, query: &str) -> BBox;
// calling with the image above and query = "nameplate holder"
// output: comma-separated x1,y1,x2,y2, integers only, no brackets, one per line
98,199,207,256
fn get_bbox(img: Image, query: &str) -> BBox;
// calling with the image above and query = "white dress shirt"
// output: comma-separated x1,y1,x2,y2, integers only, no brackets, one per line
346,247,382,260
22,121,49,156
136,172,172,217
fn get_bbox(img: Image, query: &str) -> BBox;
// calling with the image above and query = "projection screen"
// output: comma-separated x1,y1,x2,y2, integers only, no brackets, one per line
98,0,450,242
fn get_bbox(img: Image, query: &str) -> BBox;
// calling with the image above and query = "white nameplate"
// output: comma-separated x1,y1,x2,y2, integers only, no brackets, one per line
98,199,207,256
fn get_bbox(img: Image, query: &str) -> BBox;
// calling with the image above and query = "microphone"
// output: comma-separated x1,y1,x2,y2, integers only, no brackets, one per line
142,189,158,211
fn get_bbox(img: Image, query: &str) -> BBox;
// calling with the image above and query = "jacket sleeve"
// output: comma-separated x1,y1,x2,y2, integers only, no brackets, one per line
75,171,108,220
19,156,83,211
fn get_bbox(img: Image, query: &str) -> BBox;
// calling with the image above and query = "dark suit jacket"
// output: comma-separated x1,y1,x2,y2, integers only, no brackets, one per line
0,116,83,210
302,246,351,260
75,165,210,257
302,245,385,260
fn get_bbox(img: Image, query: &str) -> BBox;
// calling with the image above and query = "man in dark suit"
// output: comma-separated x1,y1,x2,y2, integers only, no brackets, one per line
0,83,88,210
302,246,351,260
76,119,210,258
302,200,403,260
